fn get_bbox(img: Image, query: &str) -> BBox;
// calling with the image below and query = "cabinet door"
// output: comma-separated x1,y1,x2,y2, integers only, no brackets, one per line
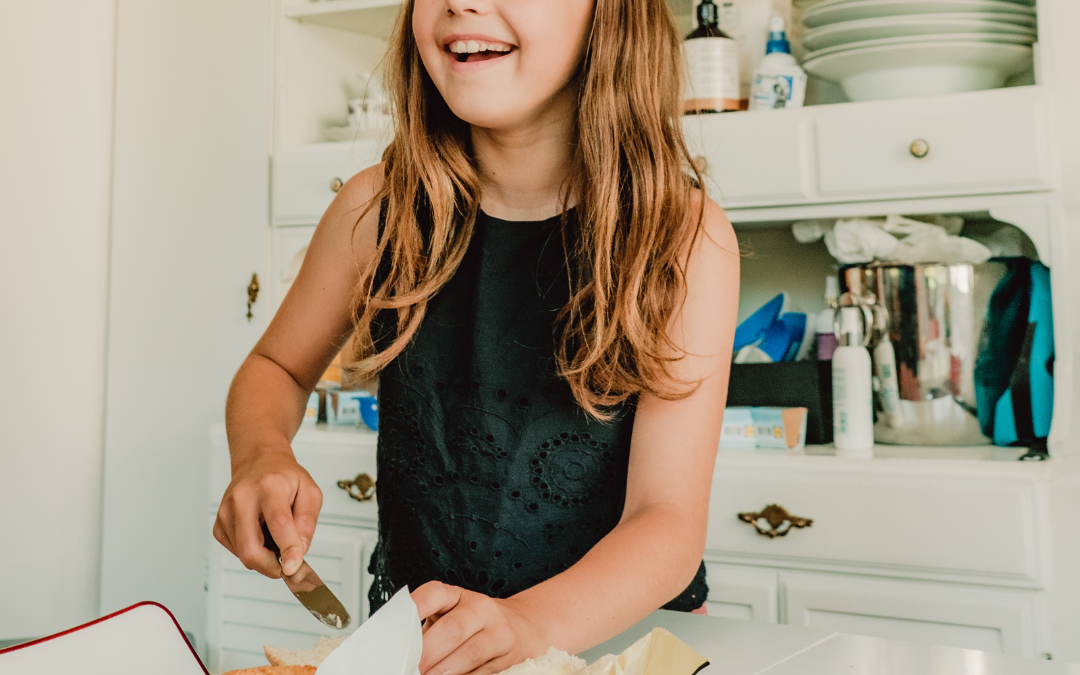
703,562,779,623
780,571,1043,657
206,520,377,673
100,0,272,652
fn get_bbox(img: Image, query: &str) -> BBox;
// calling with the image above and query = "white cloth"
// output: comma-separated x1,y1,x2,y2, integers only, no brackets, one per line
792,215,991,265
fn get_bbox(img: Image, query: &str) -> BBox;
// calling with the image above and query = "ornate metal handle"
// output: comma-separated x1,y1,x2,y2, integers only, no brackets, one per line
738,504,813,538
337,473,376,502
246,273,260,321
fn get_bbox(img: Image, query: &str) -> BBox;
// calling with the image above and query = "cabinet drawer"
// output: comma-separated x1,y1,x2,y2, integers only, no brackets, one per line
272,141,385,225
683,112,810,207
707,464,1041,582
781,571,1042,656
815,87,1048,199
210,425,379,524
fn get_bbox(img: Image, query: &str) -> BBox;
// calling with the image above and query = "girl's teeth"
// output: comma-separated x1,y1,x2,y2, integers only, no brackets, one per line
449,40,512,54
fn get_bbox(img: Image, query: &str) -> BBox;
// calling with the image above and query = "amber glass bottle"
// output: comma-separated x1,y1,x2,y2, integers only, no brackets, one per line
684,0,740,113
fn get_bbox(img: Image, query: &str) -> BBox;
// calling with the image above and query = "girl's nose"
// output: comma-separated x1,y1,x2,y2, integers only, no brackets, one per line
444,0,492,16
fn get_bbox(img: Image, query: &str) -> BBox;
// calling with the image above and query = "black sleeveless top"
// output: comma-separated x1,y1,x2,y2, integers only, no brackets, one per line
366,203,708,614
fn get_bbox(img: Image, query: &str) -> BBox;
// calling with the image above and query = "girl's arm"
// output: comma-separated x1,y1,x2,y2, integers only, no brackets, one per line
413,195,740,675
213,164,384,579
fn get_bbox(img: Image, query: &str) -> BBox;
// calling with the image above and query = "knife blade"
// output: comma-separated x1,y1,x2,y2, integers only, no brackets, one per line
261,521,351,629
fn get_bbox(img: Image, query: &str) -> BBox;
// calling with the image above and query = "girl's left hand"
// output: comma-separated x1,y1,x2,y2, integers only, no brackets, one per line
412,581,551,675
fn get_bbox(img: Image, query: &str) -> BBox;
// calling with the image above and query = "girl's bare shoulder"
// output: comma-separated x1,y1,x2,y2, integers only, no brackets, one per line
688,187,739,263
300,162,388,278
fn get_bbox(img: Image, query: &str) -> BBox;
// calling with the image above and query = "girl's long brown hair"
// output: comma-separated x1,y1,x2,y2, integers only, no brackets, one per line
346,0,708,420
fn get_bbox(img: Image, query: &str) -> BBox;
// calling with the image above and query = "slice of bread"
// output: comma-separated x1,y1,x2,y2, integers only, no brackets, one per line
219,666,316,675
264,635,347,667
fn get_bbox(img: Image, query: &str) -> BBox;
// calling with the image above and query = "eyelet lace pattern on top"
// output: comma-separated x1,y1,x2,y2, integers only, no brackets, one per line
366,203,708,614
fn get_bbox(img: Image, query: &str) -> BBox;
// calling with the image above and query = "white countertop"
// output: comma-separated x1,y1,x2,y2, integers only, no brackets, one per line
579,611,1079,675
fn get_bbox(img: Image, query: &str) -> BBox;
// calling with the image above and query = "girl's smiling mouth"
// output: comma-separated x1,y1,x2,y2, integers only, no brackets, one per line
443,35,517,70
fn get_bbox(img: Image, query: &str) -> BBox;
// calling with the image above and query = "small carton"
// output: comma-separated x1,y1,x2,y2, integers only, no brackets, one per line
301,391,319,426
718,407,758,451
752,406,808,454
718,406,807,455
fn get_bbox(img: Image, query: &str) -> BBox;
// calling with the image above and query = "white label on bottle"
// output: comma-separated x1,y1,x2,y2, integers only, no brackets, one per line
750,71,806,110
684,37,740,103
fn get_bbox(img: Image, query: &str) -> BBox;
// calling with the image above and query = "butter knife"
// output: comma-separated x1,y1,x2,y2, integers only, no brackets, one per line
262,521,351,629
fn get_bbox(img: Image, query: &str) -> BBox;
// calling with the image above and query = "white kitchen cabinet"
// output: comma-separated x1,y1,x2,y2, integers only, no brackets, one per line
780,571,1043,656
702,563,779,623
222,0,1080,667
206,425,379,672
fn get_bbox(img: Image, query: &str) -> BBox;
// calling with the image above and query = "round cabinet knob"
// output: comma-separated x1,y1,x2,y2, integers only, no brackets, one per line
691,155,708,174
909,139,930,159
330,177,344,193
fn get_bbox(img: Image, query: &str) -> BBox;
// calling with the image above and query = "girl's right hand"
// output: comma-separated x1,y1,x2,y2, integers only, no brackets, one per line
212,449,324,579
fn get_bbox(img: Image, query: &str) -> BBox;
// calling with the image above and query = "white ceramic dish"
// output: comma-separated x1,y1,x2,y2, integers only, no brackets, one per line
324,124,391,143
802,0,1036,28
803,31,1034,61
801,14,1036,51
802,41,1032,101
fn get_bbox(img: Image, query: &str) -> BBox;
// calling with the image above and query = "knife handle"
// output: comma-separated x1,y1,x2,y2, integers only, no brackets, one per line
261,521,282,558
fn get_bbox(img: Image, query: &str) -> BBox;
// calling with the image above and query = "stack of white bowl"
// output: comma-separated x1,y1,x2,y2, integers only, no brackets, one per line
798,0,1036,102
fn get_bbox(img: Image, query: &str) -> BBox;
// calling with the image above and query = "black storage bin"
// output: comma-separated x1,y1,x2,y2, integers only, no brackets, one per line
726,361,833,445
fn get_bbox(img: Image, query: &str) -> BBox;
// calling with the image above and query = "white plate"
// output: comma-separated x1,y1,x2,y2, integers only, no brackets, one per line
324,124,391,142
802,14,1036,51
802,0,1035,28
803,31,1034,61
802,41,1032,101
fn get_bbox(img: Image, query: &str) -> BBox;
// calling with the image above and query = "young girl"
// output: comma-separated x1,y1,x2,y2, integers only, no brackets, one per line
214,0,739,673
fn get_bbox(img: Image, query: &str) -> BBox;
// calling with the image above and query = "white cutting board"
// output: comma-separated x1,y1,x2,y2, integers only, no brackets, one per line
0,602,207,675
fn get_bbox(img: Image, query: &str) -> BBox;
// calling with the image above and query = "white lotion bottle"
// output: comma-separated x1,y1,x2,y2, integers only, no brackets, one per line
832,304,874,458
749,17,807,111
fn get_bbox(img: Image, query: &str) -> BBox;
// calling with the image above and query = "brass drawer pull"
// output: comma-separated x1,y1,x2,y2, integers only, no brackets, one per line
738,504,813,538
337,473,376,502
330,176,344,193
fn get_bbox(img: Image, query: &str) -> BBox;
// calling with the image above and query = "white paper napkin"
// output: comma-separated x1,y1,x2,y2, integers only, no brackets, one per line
315,587,423,675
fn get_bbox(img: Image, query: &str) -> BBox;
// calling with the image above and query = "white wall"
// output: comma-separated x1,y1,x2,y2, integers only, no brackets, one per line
0,0,117,639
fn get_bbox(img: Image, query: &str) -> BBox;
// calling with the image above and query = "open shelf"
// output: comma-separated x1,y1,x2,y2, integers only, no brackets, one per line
284,0,403,39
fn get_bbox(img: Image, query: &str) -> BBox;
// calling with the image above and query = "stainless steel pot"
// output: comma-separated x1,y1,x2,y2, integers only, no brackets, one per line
841,262,1009,446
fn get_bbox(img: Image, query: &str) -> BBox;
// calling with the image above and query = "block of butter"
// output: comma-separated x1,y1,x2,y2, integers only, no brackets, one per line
579,627,709,675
